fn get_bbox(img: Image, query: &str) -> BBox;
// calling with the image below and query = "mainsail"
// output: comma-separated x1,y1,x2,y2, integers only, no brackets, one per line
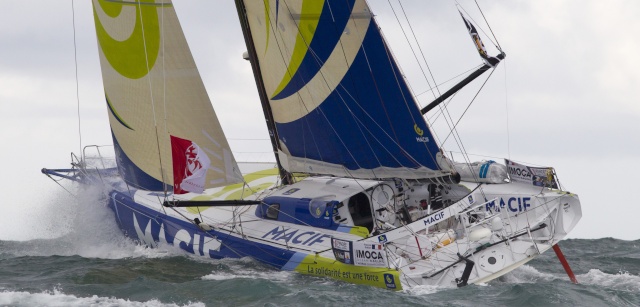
92,0,242,191
237,0,451,180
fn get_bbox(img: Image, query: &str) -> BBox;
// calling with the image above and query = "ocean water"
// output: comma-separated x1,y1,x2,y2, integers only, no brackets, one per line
1,189,639,306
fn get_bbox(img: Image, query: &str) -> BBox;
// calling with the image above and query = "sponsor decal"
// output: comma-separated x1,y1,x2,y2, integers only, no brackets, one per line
530,167,559,189
332,237,387,268
332,238,350,251
378,234,388,244
309,198,332,219
414,124,424,136
485,197,532,213
299,257,401,290
171,135,211,194
422,211,446,227
505,159,559,189
353,241,387,267
506,159,531,183
261,226,331,247
384,273,397,289
414,124,430,142
468,195,475,204
332,238,353,265
132,212,221,257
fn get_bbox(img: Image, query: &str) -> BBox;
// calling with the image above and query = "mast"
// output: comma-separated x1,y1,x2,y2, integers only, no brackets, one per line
234,0,292,185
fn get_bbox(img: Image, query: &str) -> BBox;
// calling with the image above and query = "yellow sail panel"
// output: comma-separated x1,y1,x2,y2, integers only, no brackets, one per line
269,0,325,99
93,0,242,191
244,0,370,124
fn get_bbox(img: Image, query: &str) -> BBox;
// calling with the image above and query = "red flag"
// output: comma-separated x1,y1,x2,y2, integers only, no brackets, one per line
171,135,211,194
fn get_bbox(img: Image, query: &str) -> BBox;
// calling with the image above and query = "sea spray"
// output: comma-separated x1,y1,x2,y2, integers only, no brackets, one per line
0,288,205,307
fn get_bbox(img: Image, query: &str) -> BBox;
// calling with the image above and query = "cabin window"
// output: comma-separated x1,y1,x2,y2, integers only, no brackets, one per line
266,204,280,220
348,192,373,232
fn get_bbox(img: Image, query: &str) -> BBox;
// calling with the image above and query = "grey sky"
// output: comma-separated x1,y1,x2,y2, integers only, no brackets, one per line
1,1,638,240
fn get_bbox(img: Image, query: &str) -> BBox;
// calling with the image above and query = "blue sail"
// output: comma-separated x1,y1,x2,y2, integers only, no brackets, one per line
243,0,450,179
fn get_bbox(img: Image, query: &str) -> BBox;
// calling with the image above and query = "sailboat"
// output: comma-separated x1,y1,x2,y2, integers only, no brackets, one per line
43,0,581,290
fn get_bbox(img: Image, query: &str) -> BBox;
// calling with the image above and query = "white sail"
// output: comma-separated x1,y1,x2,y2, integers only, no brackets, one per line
92,0,242,191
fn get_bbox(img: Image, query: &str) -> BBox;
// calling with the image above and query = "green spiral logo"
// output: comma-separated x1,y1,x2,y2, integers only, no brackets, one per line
93,0,162,79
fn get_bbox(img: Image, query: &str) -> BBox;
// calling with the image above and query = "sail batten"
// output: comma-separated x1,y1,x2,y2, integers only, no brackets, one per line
93,0,242,191
240,0,449,179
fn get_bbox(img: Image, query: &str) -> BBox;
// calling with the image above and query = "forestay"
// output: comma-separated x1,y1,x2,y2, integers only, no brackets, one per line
240,0,452,179
92,0,242,191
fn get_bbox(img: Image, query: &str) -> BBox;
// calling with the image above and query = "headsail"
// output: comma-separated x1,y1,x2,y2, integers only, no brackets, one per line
92,0,242,191
238,0,451,180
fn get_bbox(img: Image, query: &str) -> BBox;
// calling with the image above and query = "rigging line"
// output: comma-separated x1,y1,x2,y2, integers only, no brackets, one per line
415,64,482,98
503,60,511,159
275,1,367,170
387,0,436,101
334,77,438,171
336,86,430,172
71,0,82,159
335,19,390,172
273,2,437,176
386,4,464,158
328,1,385,169
431,75,486,170
447,150,504,161
136,0,167,198
279,2,429,174
374,9,443,167
262,0,318,163
434,90,467,165
413,4,486,160
45,173,79,199
442,68,496,145
474,0,502,50
282,1,419,173
299,2,370,170
397,0,443,98
187,197,319,232
350,5,442,172
428,90,458,124
437,78,492,187
455,2,499,49
159,1,169,209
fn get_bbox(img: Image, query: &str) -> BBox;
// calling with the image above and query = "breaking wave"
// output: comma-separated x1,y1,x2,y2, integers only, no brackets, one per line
0,288,204,307
578,269,640,293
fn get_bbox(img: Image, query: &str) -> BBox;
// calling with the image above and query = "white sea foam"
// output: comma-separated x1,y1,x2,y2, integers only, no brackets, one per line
2,182,175,260
201,270,293,282
499,264,557,284
578,269,640,292
403,284,442,295
201,260,293,282
0,289,204,307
